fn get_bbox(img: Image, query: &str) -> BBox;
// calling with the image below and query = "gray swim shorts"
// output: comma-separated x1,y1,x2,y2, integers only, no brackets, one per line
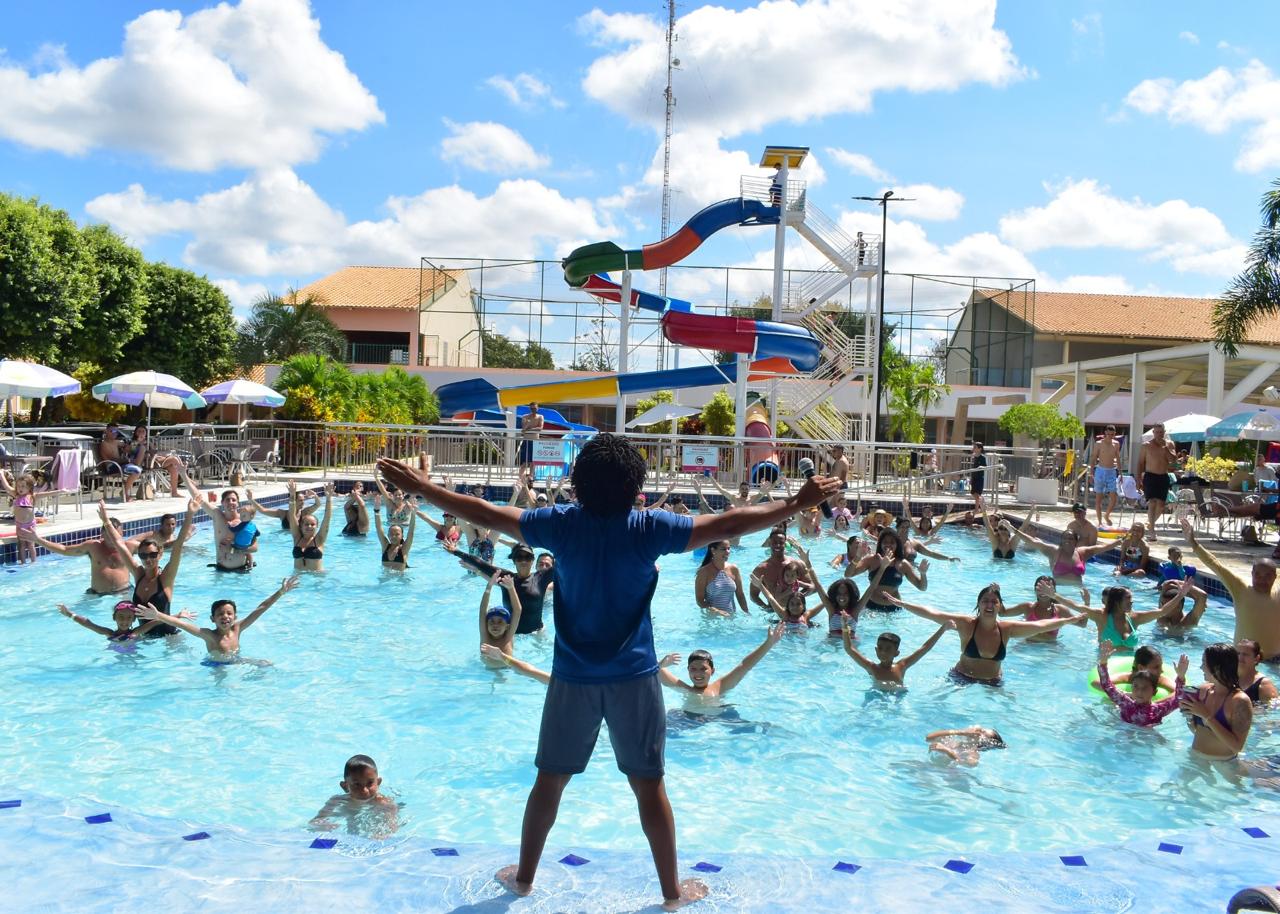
535,673,666,779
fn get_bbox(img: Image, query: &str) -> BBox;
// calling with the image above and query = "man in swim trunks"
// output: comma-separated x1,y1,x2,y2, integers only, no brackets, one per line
1182,518,1280,661
184,475,252,571
1138,423,1177,540
21,518,132,594
376,438,839,910
1066,502,1099,547
750,529,813,609
517,403,544,479
1092,425,1121,527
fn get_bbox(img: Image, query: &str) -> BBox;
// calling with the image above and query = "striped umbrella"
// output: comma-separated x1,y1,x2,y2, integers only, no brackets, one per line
0,359,81,447
92,371,207,431
199,379,285,407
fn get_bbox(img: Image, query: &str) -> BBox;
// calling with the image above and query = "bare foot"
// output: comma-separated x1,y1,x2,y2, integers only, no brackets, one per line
495,865,533,897
662,878,709,911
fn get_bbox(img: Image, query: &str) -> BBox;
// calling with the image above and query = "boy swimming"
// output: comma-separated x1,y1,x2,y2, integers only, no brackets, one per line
138,576,299,662
309,754,399,838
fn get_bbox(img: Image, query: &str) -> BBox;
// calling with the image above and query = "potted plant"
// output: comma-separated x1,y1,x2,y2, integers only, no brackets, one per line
997,403,1085,504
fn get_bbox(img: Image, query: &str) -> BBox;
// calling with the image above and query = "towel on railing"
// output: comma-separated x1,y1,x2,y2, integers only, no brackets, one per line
52,448,81,492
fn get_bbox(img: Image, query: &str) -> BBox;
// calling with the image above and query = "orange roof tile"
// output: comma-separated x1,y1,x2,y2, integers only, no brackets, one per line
975,289,1280,345
295,265,466,310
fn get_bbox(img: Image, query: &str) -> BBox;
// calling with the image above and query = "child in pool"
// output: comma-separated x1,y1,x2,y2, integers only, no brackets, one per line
843,622,951,688
1111,644,1179,693
479,571,523,664
2,470,57,564
1159,546,1197,582
138,576,299,662
926,726,1006,765
752,544,835,631
310,754,399,838
1096,641,1188,727
225,504,259,570
55,600,192,642
658,623,784,701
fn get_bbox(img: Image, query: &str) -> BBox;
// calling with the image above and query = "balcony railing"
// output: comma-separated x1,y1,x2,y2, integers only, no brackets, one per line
347,342,411,365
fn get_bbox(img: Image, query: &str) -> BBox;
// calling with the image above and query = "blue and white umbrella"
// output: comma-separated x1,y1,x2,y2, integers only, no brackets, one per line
1205,409,1280,442
92,371,206,432
0,359,82,446
199,379,285,408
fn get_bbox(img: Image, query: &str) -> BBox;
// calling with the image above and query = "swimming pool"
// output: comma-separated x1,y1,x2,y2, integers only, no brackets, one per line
2,513,1277,861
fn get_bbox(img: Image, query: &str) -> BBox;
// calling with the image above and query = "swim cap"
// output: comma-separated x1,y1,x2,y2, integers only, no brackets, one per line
486,606,512,622
114,601,137,614
509,544,535,560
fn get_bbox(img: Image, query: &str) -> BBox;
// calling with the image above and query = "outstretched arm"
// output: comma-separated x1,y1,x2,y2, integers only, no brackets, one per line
99,502,141,578
246,487,286,520
1009,523,1056,558
56,603,115,637
715,624,784,693
136,603,212,645
1180,518,1249,596
1131,579,1194,625
841,625,878,675
372,496,390,548
750,574,787,616
650,479,676,510
656,652,691,692
158,501,196,588
379,457,526,539
1079,539,1119,559
884,594,971,626
237,576,299,632
30,531,89,556
402,509,418,554
480,643,550,684
686,476,842,551
901,623,951,670
1002,614,1084,639
314,484,334,545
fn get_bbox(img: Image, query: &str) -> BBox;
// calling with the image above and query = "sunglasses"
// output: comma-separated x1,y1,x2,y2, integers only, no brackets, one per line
140,551,160,559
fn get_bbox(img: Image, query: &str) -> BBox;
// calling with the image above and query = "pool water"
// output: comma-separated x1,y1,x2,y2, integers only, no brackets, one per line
2,514,1277,859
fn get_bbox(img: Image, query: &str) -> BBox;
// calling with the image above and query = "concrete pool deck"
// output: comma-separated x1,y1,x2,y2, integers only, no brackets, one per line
2,789,1277,913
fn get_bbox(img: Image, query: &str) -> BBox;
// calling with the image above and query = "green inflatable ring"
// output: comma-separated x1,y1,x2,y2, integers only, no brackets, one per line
1088,655,1173,701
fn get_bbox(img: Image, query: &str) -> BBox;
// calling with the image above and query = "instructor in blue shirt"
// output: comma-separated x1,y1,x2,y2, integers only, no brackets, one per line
378,436,839,910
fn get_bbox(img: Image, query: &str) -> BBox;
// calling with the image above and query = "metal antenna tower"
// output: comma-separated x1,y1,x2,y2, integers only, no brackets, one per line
657,0,677,368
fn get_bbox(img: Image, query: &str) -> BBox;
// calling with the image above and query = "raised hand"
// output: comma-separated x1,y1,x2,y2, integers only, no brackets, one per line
1098,640,1115,663
766,622,784,644
56,604,72,618
659,652,682,668
1176,654,1190,679
918,559,930,575
176,609,197,621
279,575,300,594
135,602,160,621
795,474,841,509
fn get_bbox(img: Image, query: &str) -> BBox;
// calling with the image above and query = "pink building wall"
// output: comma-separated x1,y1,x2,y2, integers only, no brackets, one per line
325,307,419,364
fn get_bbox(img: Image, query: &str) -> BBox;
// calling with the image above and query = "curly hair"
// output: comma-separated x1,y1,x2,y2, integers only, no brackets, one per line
570,433,647,515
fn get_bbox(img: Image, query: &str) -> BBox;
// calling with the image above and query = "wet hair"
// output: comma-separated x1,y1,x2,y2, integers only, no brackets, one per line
876,631,901,647
159,513,176,524
974,583,1004,614
1239,639,1263,661
784,592,806,617
876,530,904,561
344,754,378,778
220,490,237,502
1129,670,1159,694
1100,586,1130,622
210,598,237,615
977,729,1005,750
1033,574,1056,591
700,541,730,567
1133,645,1162,669
688,649,714,670
1203,643,1241,690
827,578,860,609
571,433,646,515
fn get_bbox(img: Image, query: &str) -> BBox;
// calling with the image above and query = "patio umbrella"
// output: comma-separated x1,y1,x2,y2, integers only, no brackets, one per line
0,359,81,448
626,402,701,429
1159,413,1221,443
1205,409,1280,442
92,371,206,432
200,379,285,425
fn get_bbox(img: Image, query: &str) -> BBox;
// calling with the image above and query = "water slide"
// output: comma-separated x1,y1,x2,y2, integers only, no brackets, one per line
435,195,821,415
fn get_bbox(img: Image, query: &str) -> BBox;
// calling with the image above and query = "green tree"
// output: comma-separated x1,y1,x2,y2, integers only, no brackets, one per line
885,361,950,443
482,329,555,369
701,390,735,436
372,366,439,425
1213,178,1280,357
235,290,347,367
276,354,354,421
0,194,95,362
632,389,675,418
998,402,1085,468
118,263,237,388
79,224,147,365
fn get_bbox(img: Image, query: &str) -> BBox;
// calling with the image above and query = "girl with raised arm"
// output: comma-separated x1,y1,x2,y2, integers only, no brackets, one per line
1011,523,1117,587
479,570,523,664
1072,580,1191,651
341,482,370,536
290,483,333,572
55,600,177,643
888,583,1084,685
848,530,929,609
694,541,748,616
980,505,1023,559
998,576,1089,643
247,482,318,531
373,494,417,569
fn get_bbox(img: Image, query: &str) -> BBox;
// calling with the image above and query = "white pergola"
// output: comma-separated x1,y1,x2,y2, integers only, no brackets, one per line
1032,341,1280,471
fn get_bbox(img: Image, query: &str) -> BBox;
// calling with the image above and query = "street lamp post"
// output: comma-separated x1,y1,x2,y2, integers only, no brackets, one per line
852,190,913,483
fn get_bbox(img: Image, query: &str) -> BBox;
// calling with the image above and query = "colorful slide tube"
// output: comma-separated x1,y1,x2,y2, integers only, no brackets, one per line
582,273,821,372
562,197,779,286
435,357,804,416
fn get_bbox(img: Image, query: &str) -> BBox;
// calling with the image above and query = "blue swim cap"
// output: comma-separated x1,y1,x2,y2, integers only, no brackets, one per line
486,606,512,622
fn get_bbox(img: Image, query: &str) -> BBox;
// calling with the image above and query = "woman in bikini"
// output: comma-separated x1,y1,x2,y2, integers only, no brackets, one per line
1011,524,1117,588
694,541,748,616
887,583,1084,685
998,575,1089,643
290,483,333,572
1238,639,1279,703
247,482,319,531
101,499,195,637
1180,642,1254,761
372,494,417,570
980,505,1022,559
847,530,928,610
1073,581,1191,651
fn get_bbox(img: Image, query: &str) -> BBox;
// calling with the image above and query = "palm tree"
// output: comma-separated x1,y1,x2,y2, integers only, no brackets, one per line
886,361,950,444
236,289,348,367
1213,179,1280,357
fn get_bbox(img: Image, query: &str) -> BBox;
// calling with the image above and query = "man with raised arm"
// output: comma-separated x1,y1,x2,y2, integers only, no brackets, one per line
1180,518,1280,660
21,517,132,594
377,435,839,912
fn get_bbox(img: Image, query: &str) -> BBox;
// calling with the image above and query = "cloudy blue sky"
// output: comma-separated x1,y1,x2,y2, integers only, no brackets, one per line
2,0,1277,361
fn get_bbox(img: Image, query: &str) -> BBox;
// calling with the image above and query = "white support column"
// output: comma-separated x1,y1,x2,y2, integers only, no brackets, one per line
1072,364,1087,428
615,270,632,433
1128,355,1145,475
1084,375,1127,419
771,160,788,321
1207,347,1226,418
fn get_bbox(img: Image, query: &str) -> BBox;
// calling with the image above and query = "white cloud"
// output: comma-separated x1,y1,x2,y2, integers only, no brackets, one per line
825,147,894,183
86,168,613,277
0,0,382,171
485,72,565,110
439,119,550,174
213,278,271,314
997,178,1240,275
1124,60,1280,171
1178,31,1199,45
879,183,965,221
580,0,1024,138
1217,40,1247,55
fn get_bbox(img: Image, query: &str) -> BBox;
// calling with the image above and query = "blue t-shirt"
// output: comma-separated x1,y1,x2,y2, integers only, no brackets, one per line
1158,561,1196,582
520,504,693,684
230,520,259,550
